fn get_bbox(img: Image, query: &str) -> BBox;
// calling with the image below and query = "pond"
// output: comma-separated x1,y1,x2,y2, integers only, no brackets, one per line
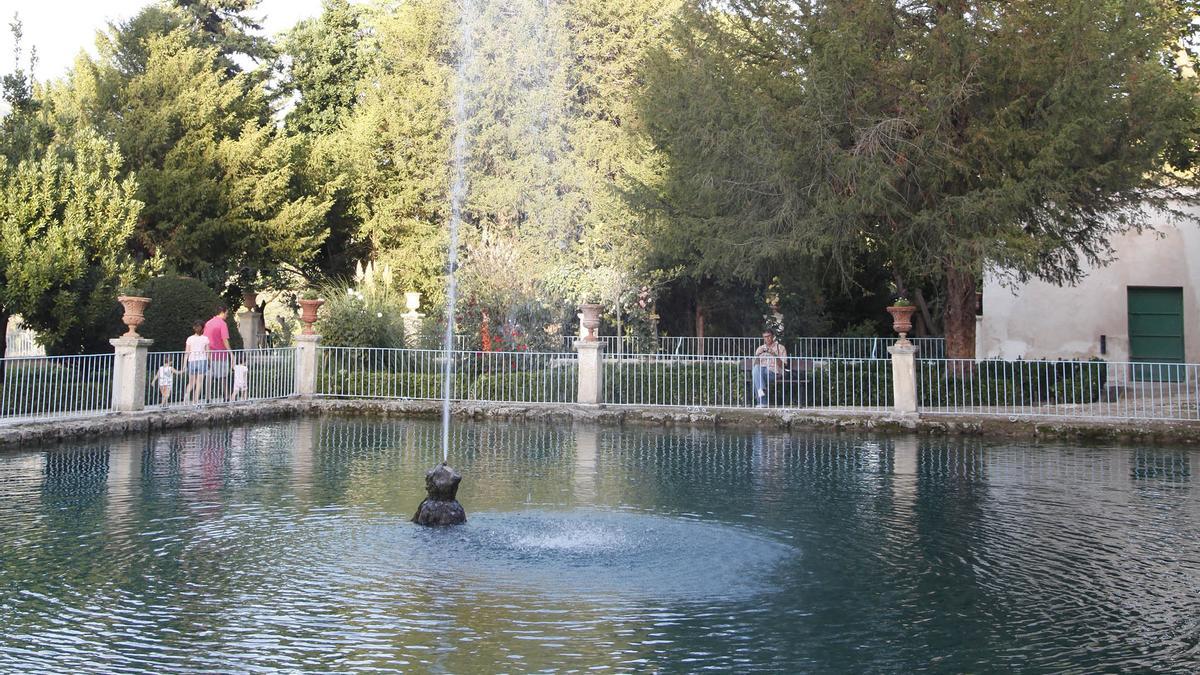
0,418,1198,672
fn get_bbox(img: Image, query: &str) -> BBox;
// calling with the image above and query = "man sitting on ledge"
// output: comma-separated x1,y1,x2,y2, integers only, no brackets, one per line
752,330,787,408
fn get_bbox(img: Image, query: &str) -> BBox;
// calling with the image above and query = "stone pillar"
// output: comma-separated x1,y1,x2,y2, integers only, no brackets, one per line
237,309,263,350
576,341,604,405
110,336,153,412
402,312,424,347
888,342,919,416
294,334,321,396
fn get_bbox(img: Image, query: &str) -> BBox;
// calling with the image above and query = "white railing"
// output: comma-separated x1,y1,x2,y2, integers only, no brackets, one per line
318,347,577,403
5,326,45,357
145,348,296,408
561,335,947,359
918,359,1200,421
454,333,947,358
604,354,893,411
0,353,113,422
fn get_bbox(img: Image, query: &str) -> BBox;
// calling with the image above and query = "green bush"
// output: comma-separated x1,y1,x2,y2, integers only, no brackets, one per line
471,368,577,402
918,359,1106,407
318,370,460,399
808,361,894,407
0,359,112,416
110,276,242,352
604,361,743,406
316,283,406,349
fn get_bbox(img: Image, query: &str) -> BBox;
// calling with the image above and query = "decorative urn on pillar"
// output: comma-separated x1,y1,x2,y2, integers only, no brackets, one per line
116,293,152,338
886,298,917,345
580,303,602,342
404,292,422,314
298,292,324,335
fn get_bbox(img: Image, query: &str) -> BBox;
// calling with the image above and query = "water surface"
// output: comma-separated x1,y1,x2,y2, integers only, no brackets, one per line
0,418,1197,672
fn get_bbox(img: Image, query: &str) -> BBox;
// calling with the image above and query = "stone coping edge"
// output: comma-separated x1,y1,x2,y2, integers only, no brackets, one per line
1,397,1198,448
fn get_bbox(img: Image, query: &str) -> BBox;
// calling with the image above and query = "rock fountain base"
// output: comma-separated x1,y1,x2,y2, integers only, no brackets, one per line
413,462,466,526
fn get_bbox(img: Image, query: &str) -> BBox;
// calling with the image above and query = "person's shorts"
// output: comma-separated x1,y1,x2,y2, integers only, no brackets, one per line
210,359,230,378
188,360,208,375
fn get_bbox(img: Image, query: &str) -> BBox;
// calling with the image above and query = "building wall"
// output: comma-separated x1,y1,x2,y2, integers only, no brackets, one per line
977,207,1200,363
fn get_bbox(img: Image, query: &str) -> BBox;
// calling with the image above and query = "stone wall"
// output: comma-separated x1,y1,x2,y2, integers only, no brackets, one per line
1,399,1198,449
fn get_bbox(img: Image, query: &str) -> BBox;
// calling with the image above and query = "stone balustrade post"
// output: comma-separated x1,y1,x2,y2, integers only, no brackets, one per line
888,342,919,416
237,309,264,350
110,336,153,412
294,334,321,396
576,341,605,405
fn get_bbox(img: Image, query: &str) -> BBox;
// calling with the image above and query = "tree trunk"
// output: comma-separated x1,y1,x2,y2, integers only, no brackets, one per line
944,268,976,360
695,302,705,356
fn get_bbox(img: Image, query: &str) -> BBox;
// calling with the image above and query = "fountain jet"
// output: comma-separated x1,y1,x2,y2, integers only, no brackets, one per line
413,463,466,526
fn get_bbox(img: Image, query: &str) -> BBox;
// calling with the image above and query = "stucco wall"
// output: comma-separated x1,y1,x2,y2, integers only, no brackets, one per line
977,206,1200,363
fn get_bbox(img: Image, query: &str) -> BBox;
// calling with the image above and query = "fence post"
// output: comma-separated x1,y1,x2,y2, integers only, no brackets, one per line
110,336,153,412
294,335,321,396
888,342,919,416
237,308,264,350
576,341,605,405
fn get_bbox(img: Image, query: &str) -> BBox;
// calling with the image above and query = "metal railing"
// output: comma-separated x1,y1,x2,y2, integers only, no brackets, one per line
604,354,893,411
918,358,1200,421
0,353,113,422
145,348,296,408
561,335,946,359
5,326,45,357
318,347,578,403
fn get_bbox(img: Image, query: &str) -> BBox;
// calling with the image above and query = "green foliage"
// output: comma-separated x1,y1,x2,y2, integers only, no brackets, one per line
918,360,1107,407
281,0,367,135
604,361,743,406
318,369,459,399
126,275,243,352
48,24,330,287
641,1,1200,354
314,277,406,349
0,129,141,355
0,358,112,416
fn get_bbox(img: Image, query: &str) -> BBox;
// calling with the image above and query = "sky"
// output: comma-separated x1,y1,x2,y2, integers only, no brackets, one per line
0,0,329,83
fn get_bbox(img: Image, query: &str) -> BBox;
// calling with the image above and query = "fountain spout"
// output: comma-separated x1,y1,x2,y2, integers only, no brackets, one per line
413,462,466,526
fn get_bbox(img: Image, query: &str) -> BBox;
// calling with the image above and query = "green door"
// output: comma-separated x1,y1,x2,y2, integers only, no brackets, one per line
1127,287,1185,382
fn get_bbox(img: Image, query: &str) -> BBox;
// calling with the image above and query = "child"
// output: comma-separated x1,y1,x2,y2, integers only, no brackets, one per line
156,360,181,407
230,358,249,401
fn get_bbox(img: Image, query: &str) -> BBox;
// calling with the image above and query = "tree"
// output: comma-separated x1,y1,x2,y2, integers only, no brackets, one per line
281,0,367,136
0,129,141,355
173,0,274,78
47,28,330,290
641,0,1200,358
1,15,51,166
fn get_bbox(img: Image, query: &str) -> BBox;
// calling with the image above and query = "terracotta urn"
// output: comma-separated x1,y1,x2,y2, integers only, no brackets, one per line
117,295,152,338
886,305,917,343
580,303,602,342
299,298,324,335
242,291,258,311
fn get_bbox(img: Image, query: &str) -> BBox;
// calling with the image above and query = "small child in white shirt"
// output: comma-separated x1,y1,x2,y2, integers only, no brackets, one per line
230,360,249,401
156,361,181,407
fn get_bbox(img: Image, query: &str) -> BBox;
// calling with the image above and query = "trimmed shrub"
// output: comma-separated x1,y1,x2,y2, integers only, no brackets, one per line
604,361,743,406
471,368,577,402
107,276,242,352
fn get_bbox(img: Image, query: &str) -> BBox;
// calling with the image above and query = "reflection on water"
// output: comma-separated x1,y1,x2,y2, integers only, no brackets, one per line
0,418,1198,672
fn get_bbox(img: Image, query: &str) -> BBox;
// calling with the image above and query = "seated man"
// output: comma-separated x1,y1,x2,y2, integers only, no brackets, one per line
752,331,787,407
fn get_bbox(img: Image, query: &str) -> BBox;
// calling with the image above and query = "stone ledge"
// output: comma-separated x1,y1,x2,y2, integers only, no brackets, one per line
1,398,1199,448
